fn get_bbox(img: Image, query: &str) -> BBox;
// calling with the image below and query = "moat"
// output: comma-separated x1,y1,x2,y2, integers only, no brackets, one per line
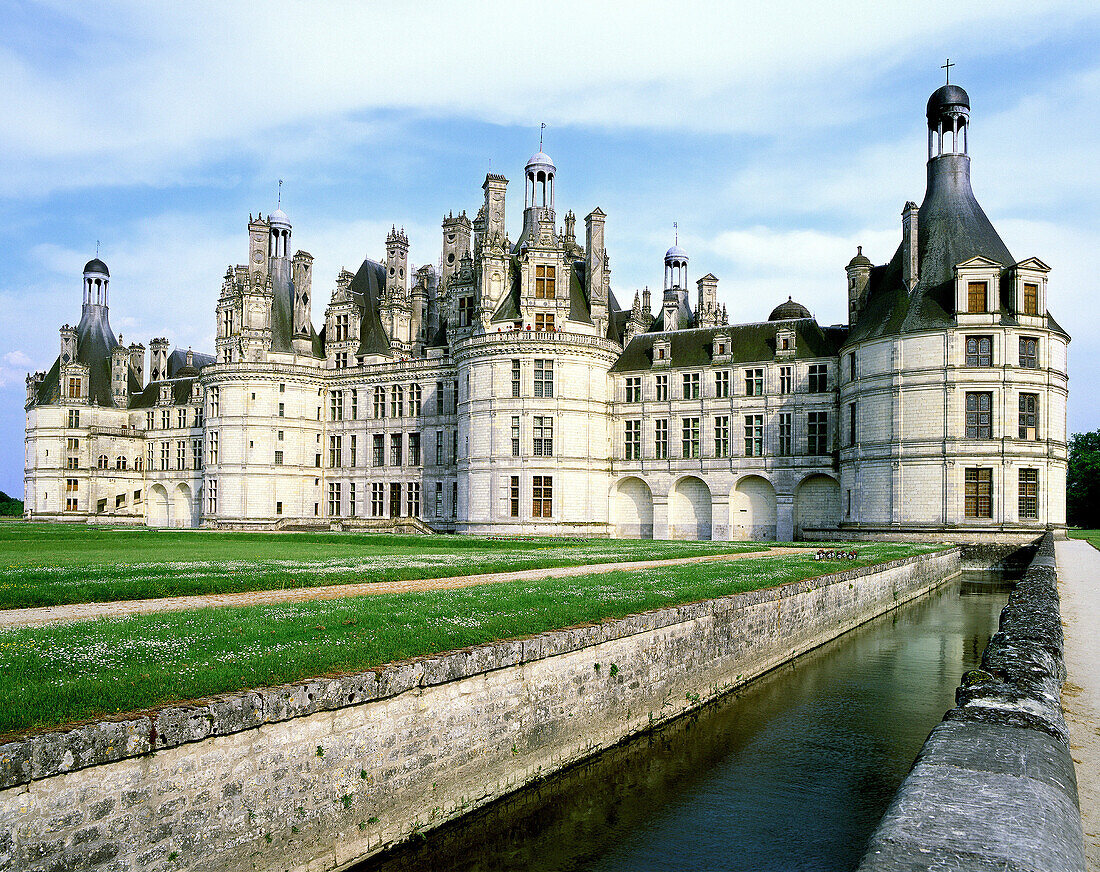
353,572,1009,872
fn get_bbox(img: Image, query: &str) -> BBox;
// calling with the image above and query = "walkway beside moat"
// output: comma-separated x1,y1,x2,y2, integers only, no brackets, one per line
0,546,810,629
1056,538,1100,870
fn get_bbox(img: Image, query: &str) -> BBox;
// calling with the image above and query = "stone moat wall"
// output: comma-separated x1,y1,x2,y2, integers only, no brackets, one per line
1,550,959,872
858,532,1086,872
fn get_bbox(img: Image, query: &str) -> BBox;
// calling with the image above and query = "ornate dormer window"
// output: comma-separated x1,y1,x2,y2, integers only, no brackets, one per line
159,384,172,405
1012,258,1050,321
954,256,1001,322
776,328,796,358
712,331,732,362
653,339,671,367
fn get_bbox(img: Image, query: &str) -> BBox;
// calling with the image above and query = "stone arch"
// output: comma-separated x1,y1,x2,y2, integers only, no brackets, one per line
794,473,841,540
731,475,777,541
669,476,712,540
173,483,195,529
148,483,170,528
611,476,654,539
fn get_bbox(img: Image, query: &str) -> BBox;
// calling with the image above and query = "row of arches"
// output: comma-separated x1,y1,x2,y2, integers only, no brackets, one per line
612,474,840,541
147,482,198,528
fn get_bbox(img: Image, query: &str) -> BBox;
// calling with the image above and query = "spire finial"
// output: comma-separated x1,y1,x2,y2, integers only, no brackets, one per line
96,240,100,257
539,122,545,151
857,245,862,255
277,179,283,208
941,58,954,85
673,221,678,245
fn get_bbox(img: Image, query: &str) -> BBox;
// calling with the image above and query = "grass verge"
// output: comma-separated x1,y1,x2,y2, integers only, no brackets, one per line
1068,530,1100,551
0,542,939,737
0,524,771,609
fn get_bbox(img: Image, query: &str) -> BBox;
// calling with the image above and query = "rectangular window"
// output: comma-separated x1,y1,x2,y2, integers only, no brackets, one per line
965,392,993,439
409,432,421,466
390,483,402,518
1023,283,1039,316
534,312,555,332
390,433,403,466
848,402,857,446
535,264,556,299
510,416,521,457
349,435,356,467
67,436,79,451
1019,393,1039,440
192,438,203,469
533,417,553,456
655,419,668,459
315,453,321,468
435,482,443,518
330,391,343,421
715,370,730,399
744,368,764,396
436,430,444,465
65,497,78,511
348,483,356,517
532,476,553,517
779,366,793,395
334,351,348,370
714,415,730,458
407,482,421,518
408,383,421,416
534,359,554,398
625,419,641,460
66,478,78,492
208,387,219,416
452,429,458,465
278,402,285,418
967,281,987,314
625,376,642,403
511,359,521,397
147,411,154,430
371,483,385,518
808,411,828,455
966,335,993,367
1019,469,1039,519
274,450,283,465
681,417,700,459
809,363,827,393
744,414,764,457
177,408,187,428
453,380,459,414
848,352,857,382
682,372,700,399
436,381,445,415
778,412,793,456
161,410,170,430
334,313,350,342
451,482,458,517
655,374,668,401
209,431,221,465
374,387,386,419
373,434,384,467
328,482,341,518
391,385,404,418
458,295,475,328
1019,337,1038,369
510,476,520,518
176,441,186,470
206,479,217,514
965,468,993,518
329,435,342,467
68,376,81,399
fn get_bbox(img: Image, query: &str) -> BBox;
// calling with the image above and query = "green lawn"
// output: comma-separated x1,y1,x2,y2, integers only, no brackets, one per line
1069,530,1100,551
0,524,773,609
0,542,939,737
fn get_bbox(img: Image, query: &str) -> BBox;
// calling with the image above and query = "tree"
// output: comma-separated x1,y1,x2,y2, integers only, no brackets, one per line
0,490,23,517
1067,431,1100,528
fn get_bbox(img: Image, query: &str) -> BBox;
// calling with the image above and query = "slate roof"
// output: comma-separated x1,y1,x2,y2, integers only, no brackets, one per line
269,260,324,357
610,318,847,373
33,305,142,407
849,154,1067,342
349,259,393,358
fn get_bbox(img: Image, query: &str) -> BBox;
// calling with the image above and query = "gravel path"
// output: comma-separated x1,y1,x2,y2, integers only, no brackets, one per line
1056,538,1100,870
0,547,809,629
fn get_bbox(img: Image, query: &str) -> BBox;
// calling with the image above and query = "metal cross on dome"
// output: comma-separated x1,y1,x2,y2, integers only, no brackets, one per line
539,122,546,150
942,58,954,84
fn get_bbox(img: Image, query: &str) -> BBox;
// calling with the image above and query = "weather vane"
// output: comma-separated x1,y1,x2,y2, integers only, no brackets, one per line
277,179,283,208
673,221,678,244
540,122,546,150
941,58,954,85
96,240,100,257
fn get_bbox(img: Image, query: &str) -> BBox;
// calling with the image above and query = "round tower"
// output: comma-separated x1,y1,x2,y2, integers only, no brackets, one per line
82,258,110,309
268,208,292,259
927,83,970,159
524,150,555,211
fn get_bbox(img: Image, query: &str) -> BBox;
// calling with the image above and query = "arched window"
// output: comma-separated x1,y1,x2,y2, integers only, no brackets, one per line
116,456,127,470
135,456,143,471
97,455,108,469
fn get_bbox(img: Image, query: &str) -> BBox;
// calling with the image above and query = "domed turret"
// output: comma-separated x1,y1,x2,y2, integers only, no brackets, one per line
83,258,109,277
927,82,970,159
768,297,812,321
846,246,872,269
664,236,688,291
524,149,555,211
267,207,291,259
83,257,110,308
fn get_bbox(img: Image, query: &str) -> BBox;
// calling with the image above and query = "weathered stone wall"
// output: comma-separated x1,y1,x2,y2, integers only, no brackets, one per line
858,532,1086,872
1,550,958,872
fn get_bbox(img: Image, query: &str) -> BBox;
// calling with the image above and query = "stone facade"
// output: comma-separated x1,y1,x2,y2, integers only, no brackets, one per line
23,83,1067,539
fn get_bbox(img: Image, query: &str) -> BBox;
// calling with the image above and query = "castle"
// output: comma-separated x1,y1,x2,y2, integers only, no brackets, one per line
23,83,1069,541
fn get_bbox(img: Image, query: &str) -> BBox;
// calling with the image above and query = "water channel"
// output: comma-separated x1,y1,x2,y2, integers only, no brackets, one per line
354,572,1010,872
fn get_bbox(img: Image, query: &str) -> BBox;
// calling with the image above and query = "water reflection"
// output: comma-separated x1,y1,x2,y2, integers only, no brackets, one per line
353,574,1010,872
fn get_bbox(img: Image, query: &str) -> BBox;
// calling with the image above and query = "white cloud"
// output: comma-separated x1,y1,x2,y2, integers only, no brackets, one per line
0,350,36,388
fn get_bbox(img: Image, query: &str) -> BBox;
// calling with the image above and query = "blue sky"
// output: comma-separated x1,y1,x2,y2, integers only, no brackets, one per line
2,1,1098,497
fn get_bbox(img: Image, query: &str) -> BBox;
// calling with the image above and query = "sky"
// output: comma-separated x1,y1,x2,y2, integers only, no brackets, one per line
2,1,1098,498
